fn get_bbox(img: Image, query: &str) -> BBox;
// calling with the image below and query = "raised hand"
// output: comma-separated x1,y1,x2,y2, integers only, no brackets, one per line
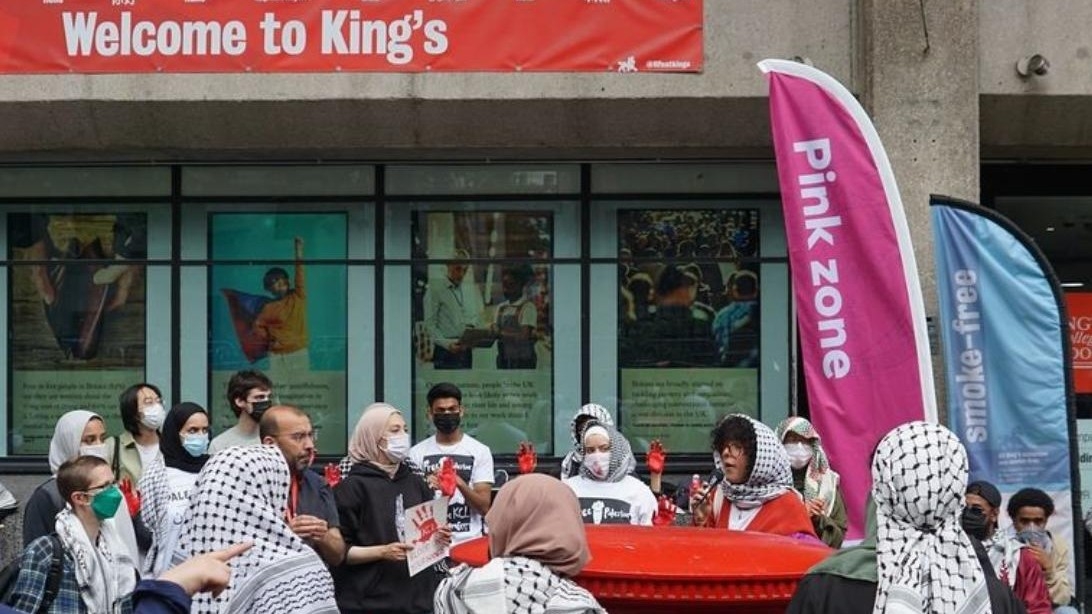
119,478,141,517
652,495,676,526
324,463,342,488
438,457,457,498
647,440,666,475
516,441,537,474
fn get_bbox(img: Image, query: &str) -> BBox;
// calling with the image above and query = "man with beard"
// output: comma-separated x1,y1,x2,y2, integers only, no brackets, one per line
261,404,345,567
254,236,309,375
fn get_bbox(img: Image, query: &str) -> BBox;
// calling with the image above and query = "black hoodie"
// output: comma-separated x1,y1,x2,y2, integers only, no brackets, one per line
332,460,440,614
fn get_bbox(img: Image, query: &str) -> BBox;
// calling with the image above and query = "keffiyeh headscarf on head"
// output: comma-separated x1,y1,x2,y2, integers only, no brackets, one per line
714,414,793,509
560,403,615,478
578,425,637,483
348,402,403,478
49,410,102,473
871,421,989,614
775,416,840,515
178,445,337,614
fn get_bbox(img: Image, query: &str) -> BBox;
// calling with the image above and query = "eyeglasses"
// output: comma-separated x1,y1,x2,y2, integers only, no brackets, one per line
277,431,317,444
140,397,163,406
83,481,116,496
722,443,746,458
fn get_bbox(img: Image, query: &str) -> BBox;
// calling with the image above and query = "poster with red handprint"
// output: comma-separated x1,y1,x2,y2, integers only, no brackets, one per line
404,498,449,577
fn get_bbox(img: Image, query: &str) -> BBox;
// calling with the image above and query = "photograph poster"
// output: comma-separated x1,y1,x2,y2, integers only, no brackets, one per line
617,209,760,451
9,212,147,453
411,210,553,454
208,212,347,454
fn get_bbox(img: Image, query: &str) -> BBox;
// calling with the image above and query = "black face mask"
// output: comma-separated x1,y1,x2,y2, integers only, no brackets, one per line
433,413,461,435
961,506,990,541
250,399,273,421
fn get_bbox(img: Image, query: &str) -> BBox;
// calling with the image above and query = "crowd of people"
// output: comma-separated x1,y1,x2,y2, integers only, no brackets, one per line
2,369,1084,613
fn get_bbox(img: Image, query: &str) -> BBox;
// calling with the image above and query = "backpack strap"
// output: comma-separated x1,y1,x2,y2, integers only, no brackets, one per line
38,534,64,614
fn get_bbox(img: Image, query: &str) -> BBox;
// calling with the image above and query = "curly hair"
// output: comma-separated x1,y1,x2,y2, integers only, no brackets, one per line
1007,487,1055,519
711,414,757,480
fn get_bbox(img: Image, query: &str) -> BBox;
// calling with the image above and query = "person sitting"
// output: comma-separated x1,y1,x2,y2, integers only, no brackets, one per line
9,456,138,613
1006,487,1078,613
962,480,1051,613
559,403,615,479
775,416,848,548
434,473,606,613
563,424,657,526
690,414,817,541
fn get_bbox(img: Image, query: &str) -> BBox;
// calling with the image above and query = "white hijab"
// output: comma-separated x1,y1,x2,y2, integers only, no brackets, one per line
55,506,136,613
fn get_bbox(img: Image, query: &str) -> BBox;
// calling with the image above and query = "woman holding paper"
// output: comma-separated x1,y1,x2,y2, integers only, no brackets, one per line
333,402,451,614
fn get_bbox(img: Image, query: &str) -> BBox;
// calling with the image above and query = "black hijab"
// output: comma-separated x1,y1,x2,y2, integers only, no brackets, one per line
161,402,210,473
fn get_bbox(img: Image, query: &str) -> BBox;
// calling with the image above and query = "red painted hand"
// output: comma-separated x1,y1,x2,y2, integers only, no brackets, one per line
516,441,537,474
119,478,140,517
647,440,666,475
438,457,457,498
324,463,342,488
652,495,676,526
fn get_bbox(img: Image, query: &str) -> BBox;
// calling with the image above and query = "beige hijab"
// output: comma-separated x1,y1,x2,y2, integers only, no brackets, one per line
347,402,402,477
486,474,590,578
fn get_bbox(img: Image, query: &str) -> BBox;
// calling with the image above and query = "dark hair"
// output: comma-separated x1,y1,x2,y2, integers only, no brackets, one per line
118,382,162,436
966,480,1002,509
57,456,109,506
1007,487,1055,518
258,404,307,440
263,267,289,292
427,382,462,407
503,264,534,287
711,415,757,481
227,370,273,418
655,264,695,297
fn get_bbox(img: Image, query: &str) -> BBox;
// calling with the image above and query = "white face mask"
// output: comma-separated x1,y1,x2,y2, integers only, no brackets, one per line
383,433,411,462
784,442,813,470
140,403,166,430
584,451,611,480
80,443,109,461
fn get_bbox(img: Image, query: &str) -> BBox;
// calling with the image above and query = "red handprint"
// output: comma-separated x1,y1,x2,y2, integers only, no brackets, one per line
324,463,342,488
647,440,666,475
652,495,676,527
516,441,537,474
412,504,440,545
438,457,457,498
119,478,141,517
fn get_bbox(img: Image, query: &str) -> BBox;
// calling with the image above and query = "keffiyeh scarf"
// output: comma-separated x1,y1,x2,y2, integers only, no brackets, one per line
775,416,840,515
177,445,338,614
715,415,793,508
434,557,606,614
55,507,136,614
577,424,636,483
560,404,614,478
871,421,989,614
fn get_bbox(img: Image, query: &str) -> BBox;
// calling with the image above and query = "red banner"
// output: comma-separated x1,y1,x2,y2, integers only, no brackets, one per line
0,0,702,74
1067,293,1092,393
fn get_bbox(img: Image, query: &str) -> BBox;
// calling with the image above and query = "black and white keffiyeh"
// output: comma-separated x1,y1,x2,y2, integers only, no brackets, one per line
560,403,615,478
177,445,338,614
871,421,989,614
55,507,136,614
434,556,606,614
138,455,174,577
715,414,793,508
577,424,636,483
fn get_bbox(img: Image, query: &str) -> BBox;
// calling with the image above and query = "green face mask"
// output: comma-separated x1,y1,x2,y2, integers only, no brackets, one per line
89,485,123,521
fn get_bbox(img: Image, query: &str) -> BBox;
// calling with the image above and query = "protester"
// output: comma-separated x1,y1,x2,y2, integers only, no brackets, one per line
559,403,615,479
787,421,1024,613
9,456,138,613
260,405,346,567
207,369,273,455
962,480,1051,613
112,383,165,484
176,444,338,614
775,416,848,548
334,402,451,614
23,409,140,560
138,402,210,577
434,473,606,614
690,414,817,540
563,424,656,526
1006,487,1078,613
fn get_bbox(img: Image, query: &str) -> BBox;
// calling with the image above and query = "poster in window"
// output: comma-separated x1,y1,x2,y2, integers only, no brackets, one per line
411,210,554,454
208,212,348,454
617,209,760,452
8,212,147,453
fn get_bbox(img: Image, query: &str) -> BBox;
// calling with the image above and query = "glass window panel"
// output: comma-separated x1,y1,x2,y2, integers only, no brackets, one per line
0,167,170,198
183,166,375,197
386,165,580,196
591,163,779,194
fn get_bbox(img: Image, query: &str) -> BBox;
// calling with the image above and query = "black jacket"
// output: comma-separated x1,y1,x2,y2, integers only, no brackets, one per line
332,461,440,614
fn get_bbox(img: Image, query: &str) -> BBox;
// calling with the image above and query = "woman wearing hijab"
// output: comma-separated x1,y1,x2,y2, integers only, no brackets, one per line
776,416,848,548
690,414,817,540
559,403,614,479
333,402,450,614
787,421,1022,614
434,473,606,614
177,444,338,614
563,424,657,526
23,409,140,560
139,402,210,578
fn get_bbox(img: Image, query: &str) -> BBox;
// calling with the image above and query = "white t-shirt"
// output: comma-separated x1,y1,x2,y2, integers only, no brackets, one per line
136,442,161,469
207,424,260,456
152,467,199,577
409,434,494,544
563,475,657,526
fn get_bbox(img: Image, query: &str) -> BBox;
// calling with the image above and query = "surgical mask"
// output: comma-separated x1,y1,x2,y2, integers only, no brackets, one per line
90,485,123,520
250,399,273,421
140,403,165,430
384,433,411,462
961,506,990,541
433,414,461,435
584,452,610,480
80,444,109,461
182,433,209,457
784,442,813,470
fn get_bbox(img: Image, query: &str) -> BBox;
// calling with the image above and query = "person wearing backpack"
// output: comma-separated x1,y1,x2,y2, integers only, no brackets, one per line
9,455,138,613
